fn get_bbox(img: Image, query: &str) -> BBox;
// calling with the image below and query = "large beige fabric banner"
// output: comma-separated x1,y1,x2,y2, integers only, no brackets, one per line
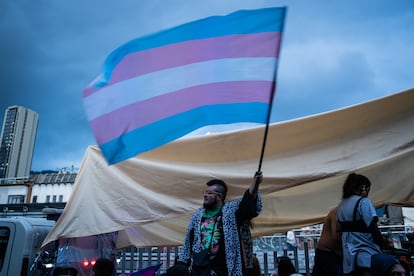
43,88,414,249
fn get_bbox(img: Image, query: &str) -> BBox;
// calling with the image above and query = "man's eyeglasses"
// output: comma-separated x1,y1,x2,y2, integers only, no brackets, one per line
202,190,221,196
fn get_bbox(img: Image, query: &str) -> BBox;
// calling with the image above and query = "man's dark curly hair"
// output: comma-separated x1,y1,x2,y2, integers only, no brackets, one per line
206,179,228,201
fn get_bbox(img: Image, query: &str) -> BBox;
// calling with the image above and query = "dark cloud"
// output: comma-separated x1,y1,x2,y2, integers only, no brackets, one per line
1,0,413,171
270,0,414,122
272,49,376,121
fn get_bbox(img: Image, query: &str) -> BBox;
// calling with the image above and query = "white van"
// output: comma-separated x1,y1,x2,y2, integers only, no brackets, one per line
0,217,54,276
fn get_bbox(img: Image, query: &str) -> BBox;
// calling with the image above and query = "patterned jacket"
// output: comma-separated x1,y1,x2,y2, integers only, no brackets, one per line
178,190,262,275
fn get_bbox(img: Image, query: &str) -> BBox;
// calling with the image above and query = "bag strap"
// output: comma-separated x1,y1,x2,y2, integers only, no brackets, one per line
353,197,364,222
339,197,369,233
206,217,219,250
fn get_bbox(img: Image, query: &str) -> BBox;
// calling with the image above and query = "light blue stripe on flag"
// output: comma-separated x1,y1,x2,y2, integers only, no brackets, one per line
100,102,269,164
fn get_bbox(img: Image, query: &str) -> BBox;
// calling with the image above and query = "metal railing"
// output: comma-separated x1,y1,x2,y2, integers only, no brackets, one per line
115,238,315,275
115,225,414,276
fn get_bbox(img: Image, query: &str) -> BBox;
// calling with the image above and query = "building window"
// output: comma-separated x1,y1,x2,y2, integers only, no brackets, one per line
7,195,25,204
32,196,37,203
52,195,57,203
59,195,63,203
46,195,50,203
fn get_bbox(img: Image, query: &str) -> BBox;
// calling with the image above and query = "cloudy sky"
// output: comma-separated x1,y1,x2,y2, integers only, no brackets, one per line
1,0,413,172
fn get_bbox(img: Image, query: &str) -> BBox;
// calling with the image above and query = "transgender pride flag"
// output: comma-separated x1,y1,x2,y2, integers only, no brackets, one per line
83,7,286,164
118,263,162,276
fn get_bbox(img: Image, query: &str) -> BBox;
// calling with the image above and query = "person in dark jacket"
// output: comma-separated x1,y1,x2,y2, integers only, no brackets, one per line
371,253,407,276
91,258,115,276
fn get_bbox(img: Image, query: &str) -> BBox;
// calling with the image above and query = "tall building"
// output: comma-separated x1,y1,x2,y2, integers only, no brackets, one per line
0,106,39,179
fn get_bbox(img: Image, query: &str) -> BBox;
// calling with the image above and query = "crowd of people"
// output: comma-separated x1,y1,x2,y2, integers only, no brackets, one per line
52,172,409,276
164,171,409,276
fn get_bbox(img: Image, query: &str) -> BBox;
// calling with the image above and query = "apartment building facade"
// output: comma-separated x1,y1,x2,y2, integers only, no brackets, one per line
0,105,39,179
0,172,76,209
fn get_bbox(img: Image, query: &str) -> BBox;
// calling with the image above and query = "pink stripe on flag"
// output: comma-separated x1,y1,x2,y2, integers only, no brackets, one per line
90,81,273,144
83,32,281,97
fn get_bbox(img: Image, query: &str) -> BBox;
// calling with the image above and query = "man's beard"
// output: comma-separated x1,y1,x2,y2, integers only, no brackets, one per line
203,198,217,210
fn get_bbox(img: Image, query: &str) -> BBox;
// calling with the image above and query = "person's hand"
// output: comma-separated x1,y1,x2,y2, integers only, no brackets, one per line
249,171,263,197
254,171,263,185
382,236,394,250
